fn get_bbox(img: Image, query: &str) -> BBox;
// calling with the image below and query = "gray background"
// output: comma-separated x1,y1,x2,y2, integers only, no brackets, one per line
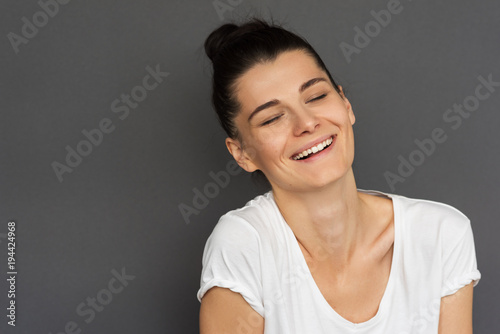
1,0,498,333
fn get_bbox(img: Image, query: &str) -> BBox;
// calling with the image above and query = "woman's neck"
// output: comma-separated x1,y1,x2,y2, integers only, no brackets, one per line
272,169,371,264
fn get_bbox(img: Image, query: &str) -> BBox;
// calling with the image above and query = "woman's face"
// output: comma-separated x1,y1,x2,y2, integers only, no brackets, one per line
226,49,356,193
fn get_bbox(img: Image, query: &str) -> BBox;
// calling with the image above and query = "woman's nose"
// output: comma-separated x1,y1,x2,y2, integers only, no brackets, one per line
292,106,320,136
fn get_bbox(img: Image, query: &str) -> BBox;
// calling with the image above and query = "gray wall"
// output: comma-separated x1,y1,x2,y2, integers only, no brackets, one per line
1,0,498,333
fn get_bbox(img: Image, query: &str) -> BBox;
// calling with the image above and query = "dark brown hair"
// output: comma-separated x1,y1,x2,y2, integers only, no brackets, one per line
204,18,341,141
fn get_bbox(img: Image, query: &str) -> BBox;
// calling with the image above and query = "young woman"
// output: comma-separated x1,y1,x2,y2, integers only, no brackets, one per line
197,19,481,334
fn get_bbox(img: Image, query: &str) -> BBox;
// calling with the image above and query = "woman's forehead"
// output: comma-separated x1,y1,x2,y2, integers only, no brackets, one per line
235,50,328,99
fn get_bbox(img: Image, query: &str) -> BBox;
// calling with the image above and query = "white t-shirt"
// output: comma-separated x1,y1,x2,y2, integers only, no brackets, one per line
197,189,481,333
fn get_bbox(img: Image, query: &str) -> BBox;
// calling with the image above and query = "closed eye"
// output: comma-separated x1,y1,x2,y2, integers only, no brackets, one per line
261,114,283,126
306,94,327,103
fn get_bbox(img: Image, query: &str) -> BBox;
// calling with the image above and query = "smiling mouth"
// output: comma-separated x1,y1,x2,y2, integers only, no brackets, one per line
292,135,335,161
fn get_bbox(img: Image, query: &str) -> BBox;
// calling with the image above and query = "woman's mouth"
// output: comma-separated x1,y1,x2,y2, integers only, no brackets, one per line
292,135,335,161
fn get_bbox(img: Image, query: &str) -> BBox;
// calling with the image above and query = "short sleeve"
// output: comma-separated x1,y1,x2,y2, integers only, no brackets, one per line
441,217,481,297
197,213,264,317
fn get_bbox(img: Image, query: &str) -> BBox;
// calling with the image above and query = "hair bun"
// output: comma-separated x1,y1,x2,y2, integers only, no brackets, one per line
204,19,274,63
204,23,239,62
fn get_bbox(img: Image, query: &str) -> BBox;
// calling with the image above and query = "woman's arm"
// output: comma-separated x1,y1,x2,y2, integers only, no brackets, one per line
438,282,475,334
200,287,264,334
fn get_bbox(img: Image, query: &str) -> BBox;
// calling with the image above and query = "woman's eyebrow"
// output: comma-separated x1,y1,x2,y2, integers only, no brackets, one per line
299,77,327,93
247,77,327,122
248,99,280,122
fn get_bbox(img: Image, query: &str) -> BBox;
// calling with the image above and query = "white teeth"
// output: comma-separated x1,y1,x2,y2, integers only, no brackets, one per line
292,136,334,160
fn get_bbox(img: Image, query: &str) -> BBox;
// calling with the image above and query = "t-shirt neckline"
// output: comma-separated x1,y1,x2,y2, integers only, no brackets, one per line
268,188,401,329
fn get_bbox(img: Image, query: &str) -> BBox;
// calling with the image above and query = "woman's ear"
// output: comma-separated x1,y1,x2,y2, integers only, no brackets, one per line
225,137,259,172
338,85,355,125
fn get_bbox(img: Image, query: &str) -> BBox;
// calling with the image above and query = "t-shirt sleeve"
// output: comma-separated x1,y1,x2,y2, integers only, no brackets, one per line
197,213,264,317
441,215,481,297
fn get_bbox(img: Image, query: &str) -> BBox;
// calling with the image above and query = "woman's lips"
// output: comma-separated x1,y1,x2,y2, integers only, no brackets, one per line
291,135,336,161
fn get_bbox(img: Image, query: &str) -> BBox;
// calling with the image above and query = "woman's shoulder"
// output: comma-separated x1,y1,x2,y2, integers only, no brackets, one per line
396,192,470,234
359,188,472,238
222,190,276,219
208,191,282,245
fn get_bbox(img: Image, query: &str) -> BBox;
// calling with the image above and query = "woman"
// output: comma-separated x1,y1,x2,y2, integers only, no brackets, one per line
197,19,481,333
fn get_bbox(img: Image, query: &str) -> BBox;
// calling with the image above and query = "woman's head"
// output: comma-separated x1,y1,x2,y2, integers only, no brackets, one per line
205,19,354,192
